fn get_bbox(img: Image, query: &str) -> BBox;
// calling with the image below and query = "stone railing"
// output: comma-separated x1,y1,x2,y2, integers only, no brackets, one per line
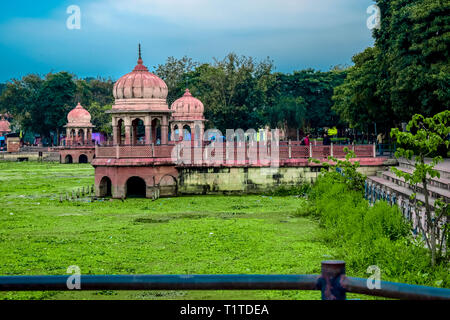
95,142,376,161
95,144,174,159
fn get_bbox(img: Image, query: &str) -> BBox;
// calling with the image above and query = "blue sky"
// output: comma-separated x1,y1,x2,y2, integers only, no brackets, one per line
0,0,376,82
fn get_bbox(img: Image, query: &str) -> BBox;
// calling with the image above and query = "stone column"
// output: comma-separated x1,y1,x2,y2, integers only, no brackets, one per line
144,125,151,145
170,124,175,142
75,129,80,145
125,125,132,145
124,117,132,145
144,116,152,145
112,125,118,145
161,116,169,145
66,128,70,146
132,123,137,145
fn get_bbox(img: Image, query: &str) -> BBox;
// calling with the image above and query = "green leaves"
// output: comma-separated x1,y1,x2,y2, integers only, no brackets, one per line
333,0,449,131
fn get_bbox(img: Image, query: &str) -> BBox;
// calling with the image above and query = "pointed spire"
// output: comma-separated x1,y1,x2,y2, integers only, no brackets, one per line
184,88,192,96
133,43,148,71
137,43,143,65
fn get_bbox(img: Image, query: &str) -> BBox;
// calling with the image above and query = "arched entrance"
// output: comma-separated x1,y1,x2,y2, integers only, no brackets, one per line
65,154,73,164
126,176,146,198
159,175,178,197
79,154,88,163
99,176,112,197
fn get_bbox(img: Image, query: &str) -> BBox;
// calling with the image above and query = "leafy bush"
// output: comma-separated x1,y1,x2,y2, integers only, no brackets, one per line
265,184,311,197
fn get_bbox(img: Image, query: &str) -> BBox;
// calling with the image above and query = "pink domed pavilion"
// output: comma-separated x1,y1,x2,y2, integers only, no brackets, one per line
93,45,180,198
109,45,172,146
55,103,96,163
170,88,205,142
64,102,95,146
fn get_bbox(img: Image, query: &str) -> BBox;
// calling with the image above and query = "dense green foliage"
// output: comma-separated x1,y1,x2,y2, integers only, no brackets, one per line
0,55,347,142
0,74,114,143
333,0,449,132
155,53,346,134
308,159,449,288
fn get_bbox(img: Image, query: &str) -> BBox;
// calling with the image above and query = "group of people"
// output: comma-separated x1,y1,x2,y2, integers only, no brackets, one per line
300,133,332,146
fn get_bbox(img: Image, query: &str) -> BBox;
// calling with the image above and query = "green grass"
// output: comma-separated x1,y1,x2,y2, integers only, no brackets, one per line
0,162,371,300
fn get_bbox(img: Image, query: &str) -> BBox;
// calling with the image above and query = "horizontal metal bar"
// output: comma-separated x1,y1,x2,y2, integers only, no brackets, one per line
0,274,449,300
0,274,319,291
341,277,450,301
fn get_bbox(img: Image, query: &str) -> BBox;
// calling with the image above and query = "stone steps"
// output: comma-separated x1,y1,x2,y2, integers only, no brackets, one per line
380,170,450,202
398,158,450,180
391,166,450,190
367,175,437,208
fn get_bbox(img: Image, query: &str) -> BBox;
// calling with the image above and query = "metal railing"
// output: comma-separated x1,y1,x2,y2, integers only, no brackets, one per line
1,261,448,300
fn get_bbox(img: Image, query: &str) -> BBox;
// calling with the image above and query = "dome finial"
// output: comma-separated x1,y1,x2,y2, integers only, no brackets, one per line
138,43,143,65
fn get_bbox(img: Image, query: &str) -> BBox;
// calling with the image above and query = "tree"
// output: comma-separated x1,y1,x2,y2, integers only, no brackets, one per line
37,72,77,144
154,56,199,106
375,0,450,120
0,74,43,138
332,47,392,132
86,102,112,136
333,0,449,132
390,110,450,266
180,53,275,132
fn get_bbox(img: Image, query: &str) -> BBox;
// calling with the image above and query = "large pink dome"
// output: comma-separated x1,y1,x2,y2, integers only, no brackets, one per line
113,51,168,100
171,89,205,120
67,103,92,126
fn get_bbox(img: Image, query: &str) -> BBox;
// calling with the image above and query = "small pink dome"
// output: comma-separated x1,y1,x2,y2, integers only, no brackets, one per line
0,117,11,133
113,50,168,100
171,89,205,119
67,103,92,125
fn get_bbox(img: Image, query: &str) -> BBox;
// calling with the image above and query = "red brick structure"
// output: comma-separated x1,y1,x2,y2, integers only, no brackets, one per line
92,45,181,198
92,45,389,199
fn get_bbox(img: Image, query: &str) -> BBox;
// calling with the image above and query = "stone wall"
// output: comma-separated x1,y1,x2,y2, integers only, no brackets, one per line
178,165,388,195
0,151,60,162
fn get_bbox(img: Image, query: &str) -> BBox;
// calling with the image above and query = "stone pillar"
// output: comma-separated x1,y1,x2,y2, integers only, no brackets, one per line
66,128,71,146
170,124,175,142
145,125,151,145
161,116,169,145
161,125,169,144
132,123,137,145
144,116,152,145
125,125,132,145
75,129,80,145
112,125,118,145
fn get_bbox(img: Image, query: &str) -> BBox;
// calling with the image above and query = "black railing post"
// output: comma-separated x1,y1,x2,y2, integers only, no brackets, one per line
318,260,347,300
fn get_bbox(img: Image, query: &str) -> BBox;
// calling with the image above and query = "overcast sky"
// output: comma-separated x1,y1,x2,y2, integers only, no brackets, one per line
0,0,376,82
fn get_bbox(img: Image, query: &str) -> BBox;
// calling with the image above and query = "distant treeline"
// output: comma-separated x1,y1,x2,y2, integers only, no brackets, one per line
0,55,347,143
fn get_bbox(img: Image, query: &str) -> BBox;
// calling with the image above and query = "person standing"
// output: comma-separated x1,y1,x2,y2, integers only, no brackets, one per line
323,134,331,146
304,134,310,146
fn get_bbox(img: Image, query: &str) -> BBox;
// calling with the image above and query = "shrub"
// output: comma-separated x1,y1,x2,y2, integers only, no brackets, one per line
266,184,311,197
